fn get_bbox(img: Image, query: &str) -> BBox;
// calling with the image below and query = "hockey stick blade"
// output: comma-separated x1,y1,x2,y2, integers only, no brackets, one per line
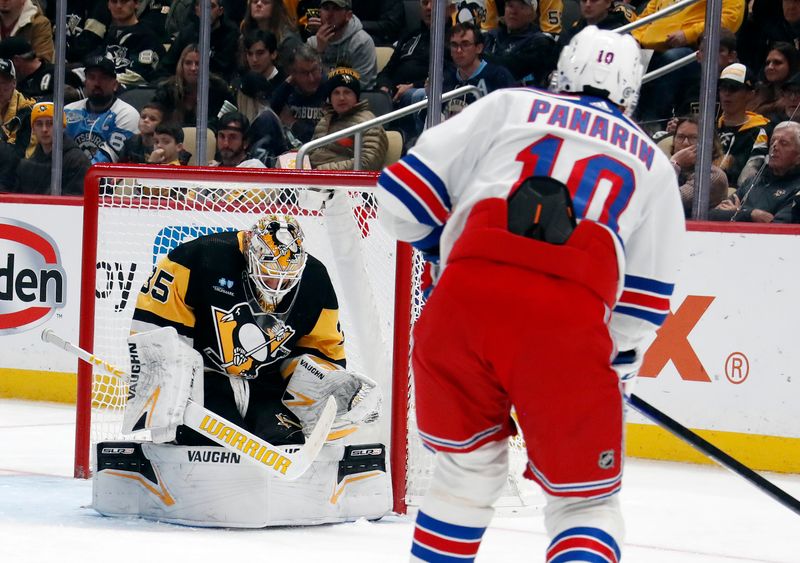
42,328,336,481
627,393,800,517
182,397,336,481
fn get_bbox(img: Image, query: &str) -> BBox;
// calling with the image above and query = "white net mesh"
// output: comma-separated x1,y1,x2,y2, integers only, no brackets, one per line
83,169,537,510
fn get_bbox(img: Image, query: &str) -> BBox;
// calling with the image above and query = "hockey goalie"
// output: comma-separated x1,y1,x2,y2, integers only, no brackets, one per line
92,215,392,527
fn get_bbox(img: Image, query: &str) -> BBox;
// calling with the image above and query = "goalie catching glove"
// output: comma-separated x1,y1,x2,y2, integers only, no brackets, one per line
282,355,381,441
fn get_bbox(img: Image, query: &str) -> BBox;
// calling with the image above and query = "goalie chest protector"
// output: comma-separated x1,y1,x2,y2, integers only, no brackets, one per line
133,231,345,381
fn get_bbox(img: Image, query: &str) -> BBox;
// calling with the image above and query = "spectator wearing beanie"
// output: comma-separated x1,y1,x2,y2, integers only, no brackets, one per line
308,66,387,170
14,101,90,195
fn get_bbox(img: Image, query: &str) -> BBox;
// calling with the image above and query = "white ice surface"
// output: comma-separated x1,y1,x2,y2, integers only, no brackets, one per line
1,399,799,562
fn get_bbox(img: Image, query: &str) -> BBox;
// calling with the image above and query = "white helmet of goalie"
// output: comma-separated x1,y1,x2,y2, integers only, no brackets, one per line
244,215,307,311
554,26,643,115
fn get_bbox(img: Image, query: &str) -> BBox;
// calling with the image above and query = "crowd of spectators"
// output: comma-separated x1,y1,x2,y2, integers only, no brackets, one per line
0,0,798,222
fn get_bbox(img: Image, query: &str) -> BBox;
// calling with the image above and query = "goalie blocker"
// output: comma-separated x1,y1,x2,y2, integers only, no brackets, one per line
91,329,391,526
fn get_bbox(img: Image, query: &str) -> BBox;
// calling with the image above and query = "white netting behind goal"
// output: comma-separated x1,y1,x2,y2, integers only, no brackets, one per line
80,167,538,510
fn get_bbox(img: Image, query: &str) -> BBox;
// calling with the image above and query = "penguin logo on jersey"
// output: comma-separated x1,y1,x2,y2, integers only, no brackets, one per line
205,303,295,378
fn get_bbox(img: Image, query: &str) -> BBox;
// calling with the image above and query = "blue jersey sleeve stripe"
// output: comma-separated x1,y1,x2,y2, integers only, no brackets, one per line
624,274,674,296
378,171,443,227
613,305,668,326
404,153,452,209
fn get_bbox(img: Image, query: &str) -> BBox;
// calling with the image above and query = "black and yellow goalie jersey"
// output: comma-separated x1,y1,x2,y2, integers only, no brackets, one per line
132,230,345,383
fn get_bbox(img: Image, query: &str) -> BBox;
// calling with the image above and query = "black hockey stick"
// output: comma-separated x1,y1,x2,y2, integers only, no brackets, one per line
627,393,800,517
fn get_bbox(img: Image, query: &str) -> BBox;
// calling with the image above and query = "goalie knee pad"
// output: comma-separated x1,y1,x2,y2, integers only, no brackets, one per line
282,354,382,442
124,327,203,443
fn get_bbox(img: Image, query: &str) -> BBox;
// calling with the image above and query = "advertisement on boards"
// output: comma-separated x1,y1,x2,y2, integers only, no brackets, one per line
0,204,83,373
633,230,800,439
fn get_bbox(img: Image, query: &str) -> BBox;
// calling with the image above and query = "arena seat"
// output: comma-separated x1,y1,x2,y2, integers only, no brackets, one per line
384,130,404,166
182,127,216,165
375,46,394,73
118,86,156,113
362,90,394,117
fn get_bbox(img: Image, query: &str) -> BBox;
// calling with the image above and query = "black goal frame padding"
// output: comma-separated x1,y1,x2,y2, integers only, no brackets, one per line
627,393,800,517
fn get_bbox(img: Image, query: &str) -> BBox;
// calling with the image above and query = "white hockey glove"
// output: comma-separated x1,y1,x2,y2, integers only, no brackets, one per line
612,349,641,395
123,327,203,443
282,355,382,441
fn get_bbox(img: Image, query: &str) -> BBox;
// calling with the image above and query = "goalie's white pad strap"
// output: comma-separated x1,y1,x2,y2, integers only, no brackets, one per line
124,327,201,442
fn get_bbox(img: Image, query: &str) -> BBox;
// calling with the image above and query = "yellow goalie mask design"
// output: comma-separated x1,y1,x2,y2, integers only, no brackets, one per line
244,215,307,311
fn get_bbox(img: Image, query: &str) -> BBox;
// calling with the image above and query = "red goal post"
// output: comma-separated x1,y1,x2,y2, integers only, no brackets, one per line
78,164,534,514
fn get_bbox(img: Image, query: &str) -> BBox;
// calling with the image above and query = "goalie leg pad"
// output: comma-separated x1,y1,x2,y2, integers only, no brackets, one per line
124,327,203,443
282,354,382,442
92,441,392,527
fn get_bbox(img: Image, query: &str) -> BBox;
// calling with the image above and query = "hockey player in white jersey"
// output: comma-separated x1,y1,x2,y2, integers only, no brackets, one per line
376,26,685,561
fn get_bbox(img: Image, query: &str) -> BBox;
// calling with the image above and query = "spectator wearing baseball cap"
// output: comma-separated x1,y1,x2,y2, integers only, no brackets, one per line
64,54,140,164
0,56,36,158
0,0,54,63
0,36,83,101
11,102,90,195
717,62,772,189
211,112,267,168
308,66,387,171
307,0,378,90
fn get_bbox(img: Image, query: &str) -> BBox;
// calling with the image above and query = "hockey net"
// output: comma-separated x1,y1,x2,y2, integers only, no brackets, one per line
78,164,538,513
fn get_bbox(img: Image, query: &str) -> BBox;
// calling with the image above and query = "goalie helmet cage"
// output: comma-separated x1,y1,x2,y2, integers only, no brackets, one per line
77,164,535,515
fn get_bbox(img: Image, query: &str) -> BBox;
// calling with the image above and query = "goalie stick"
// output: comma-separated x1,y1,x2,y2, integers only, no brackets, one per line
627,393,800,517
42,329,336,481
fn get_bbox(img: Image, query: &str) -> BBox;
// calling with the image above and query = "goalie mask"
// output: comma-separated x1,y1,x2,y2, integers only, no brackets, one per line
244,215,307,312
553,26,643,115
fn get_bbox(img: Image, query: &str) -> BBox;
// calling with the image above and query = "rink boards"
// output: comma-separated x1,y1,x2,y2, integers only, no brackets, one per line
1,194,799,473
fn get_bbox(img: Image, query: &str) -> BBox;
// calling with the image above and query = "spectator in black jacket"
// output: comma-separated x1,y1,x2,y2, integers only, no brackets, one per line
232,29,287,122
0,37,82,101
158,0,240,82
152,44,233,129
352,0,405,46
90,0,166,86
710,120,800,222
376,0,441,106
0,140,19,190
558,0,637,47
484,0,558,87
14,102,90,195
737,0,800,77
67,0,170,64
